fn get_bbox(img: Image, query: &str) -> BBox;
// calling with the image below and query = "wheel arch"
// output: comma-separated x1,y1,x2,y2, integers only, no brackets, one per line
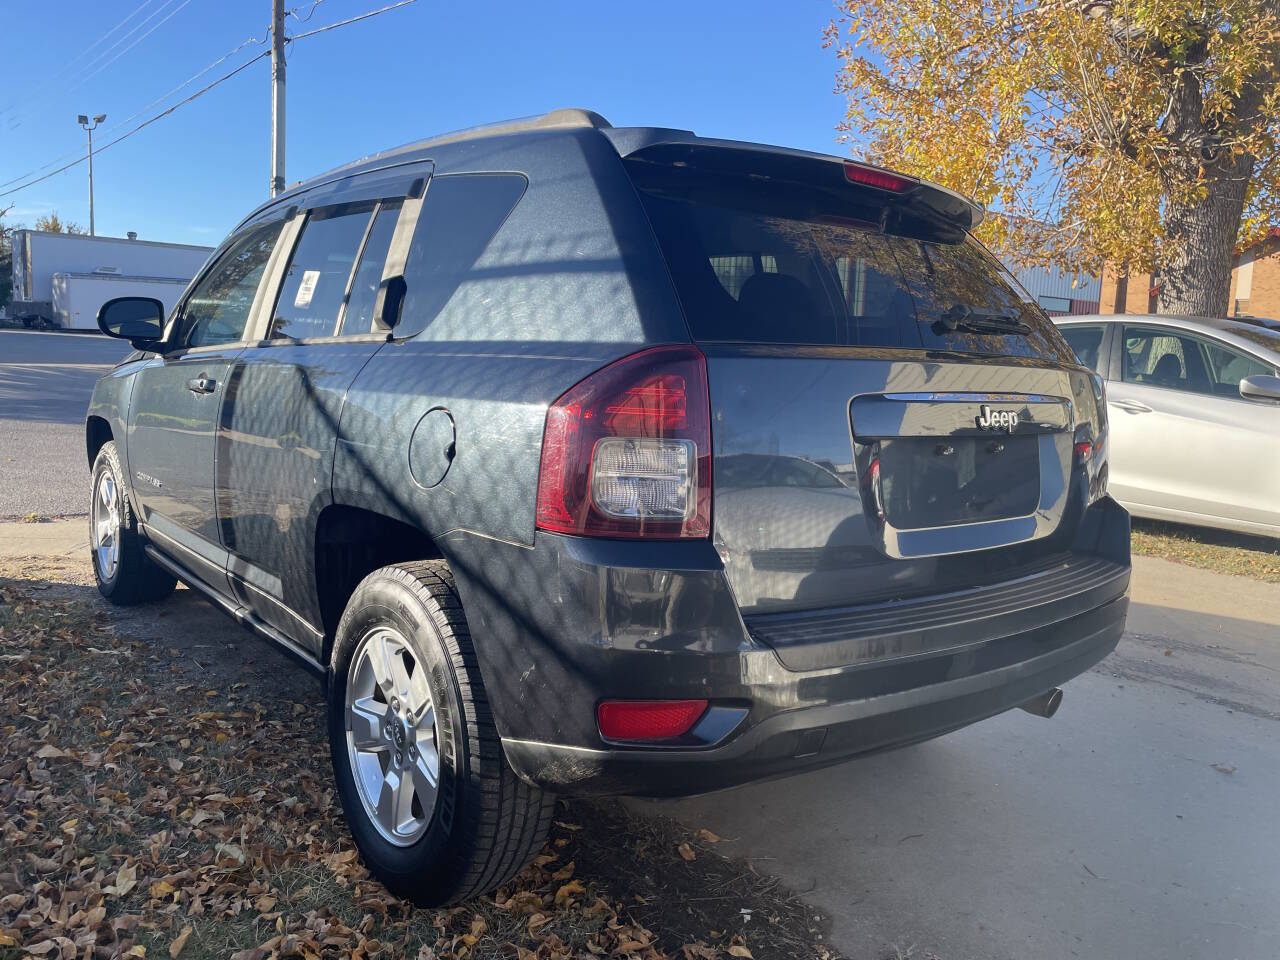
86,415,114,468
313,503,446,669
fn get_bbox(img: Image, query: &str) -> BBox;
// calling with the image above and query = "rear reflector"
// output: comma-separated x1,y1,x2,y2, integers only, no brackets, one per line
843,162,914,193
597,699,708,742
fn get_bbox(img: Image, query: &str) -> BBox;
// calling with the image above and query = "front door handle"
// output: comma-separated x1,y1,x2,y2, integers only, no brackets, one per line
1112,398,1152,414
186,376,217,395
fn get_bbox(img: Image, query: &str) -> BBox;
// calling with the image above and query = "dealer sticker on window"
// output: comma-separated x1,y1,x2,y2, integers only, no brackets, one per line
294,270,321,308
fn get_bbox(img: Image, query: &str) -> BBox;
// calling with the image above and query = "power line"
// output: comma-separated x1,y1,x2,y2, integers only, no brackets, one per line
0,0,193,132
289,0,415,41
0,0,159,120
0,30,270,191
0,51,269,200
288,0,329,23
64,0,197,98
0,0,418,201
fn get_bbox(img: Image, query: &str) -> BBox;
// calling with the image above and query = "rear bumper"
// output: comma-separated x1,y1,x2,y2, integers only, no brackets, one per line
502,592,1125,796
442,498,1130,798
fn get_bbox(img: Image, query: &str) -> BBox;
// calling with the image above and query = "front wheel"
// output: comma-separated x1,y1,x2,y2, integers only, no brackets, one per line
89,441,177,605
327,560,553,905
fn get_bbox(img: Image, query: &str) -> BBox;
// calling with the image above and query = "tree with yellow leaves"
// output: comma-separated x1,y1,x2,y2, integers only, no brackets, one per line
827,0,1280,315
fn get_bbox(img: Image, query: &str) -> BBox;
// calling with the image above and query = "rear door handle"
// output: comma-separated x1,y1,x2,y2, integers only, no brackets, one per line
186,376,216,395
1112,398,1152,414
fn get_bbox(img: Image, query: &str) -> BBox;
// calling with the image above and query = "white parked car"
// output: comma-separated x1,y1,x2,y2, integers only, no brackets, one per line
1054,314,1280,538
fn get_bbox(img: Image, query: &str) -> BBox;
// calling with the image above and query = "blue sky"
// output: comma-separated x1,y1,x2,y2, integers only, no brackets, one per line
1,0,848,247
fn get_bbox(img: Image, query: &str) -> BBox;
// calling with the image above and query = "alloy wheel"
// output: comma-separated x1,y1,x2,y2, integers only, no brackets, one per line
92,470,121,582
344,625,442,846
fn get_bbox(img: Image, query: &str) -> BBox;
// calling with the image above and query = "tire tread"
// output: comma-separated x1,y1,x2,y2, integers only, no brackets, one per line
336,559,553,904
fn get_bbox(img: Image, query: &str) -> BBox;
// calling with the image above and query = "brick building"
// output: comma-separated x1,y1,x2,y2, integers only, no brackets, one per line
1100,227,1280,318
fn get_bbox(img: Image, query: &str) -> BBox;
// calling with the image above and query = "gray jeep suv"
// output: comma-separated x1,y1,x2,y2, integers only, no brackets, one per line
87,109,1130,905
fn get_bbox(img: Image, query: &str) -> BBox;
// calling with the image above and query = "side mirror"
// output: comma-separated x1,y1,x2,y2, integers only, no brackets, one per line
98,297,166,350
1240,374,1280,402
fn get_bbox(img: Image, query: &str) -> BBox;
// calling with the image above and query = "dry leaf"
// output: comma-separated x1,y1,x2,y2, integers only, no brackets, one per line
35,744,66,759
554,880,585,906
696,829,724,843
727,947,753,958
116,863,138,896
678,842,697,862
170,925,193,958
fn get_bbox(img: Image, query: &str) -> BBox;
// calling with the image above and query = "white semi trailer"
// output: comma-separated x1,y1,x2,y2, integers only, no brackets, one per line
9,230,213,330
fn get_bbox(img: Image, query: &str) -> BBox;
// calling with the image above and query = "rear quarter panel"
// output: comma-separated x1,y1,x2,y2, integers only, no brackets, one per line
333,127,690,547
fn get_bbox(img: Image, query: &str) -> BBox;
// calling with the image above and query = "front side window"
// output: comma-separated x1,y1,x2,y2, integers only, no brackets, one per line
1122,327,1197,392
270,204,376,340
175,220,283,348
1122,325,1271,397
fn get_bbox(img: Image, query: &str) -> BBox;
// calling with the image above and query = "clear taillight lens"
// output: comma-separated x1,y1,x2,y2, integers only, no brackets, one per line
535,345,712,539
590,438,696,522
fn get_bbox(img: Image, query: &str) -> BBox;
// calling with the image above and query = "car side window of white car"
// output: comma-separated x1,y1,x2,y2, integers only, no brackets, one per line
1121,326,1270,399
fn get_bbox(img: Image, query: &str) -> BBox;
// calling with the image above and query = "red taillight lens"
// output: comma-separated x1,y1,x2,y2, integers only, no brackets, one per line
535,345,712,539
843,162,914,193
597,699,708,742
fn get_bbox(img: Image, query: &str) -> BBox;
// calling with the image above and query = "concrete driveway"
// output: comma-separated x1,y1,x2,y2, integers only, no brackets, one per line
637,557,1280,960
0,329,131,518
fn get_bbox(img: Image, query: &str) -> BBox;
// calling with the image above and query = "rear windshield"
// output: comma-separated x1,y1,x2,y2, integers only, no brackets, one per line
629,158,1073,361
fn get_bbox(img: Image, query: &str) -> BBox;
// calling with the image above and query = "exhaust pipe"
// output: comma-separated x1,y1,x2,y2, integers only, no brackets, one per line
1019,687,1063,719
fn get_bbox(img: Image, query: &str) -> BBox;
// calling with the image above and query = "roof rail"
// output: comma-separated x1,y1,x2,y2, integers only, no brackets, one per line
414,107,611,151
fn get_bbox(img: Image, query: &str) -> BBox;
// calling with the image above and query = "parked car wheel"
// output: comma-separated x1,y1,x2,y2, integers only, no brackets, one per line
89,442,177,604
327,560,554,905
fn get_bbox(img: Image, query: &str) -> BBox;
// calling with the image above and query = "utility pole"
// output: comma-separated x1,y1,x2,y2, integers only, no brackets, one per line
77,113,106,236
270,0,286,197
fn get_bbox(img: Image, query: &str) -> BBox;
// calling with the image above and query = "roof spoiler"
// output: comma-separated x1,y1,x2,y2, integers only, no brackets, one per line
606,130,984,232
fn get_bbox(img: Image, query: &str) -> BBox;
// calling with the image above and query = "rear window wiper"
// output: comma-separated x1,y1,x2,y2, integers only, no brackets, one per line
935,304,1032,336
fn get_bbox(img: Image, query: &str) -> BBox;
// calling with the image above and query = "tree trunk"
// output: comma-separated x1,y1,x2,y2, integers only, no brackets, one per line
1156,157,1254,317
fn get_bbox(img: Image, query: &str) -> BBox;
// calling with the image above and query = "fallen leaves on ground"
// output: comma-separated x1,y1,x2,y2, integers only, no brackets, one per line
1130,519,1280,583
0,575,835,959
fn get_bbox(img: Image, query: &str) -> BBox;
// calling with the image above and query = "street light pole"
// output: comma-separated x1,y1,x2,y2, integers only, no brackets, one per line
270,0,286,197
77,113,106,236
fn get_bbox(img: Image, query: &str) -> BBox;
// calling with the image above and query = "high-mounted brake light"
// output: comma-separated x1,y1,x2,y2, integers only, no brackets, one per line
597,699,708,742
535,345,712,539
843,162,914,193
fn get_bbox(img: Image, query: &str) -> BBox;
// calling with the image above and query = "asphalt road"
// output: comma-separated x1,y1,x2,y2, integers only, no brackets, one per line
0,329,131,518
638,558,1280,960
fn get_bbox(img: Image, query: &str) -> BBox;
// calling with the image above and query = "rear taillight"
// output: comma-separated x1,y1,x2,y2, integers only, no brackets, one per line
535,345,712,539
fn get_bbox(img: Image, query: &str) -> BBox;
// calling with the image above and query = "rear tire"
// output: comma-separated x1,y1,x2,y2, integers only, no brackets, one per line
89,441,177,605
327,560,553,905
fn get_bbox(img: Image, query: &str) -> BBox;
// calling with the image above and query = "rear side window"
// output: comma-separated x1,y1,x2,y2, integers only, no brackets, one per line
270,204,375,339
339,200,402,335
397,174,527,339
1060,324,1105,371
629,161,1072,361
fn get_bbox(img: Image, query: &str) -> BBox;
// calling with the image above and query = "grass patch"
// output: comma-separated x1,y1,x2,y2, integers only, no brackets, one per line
1131,518,1280,583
